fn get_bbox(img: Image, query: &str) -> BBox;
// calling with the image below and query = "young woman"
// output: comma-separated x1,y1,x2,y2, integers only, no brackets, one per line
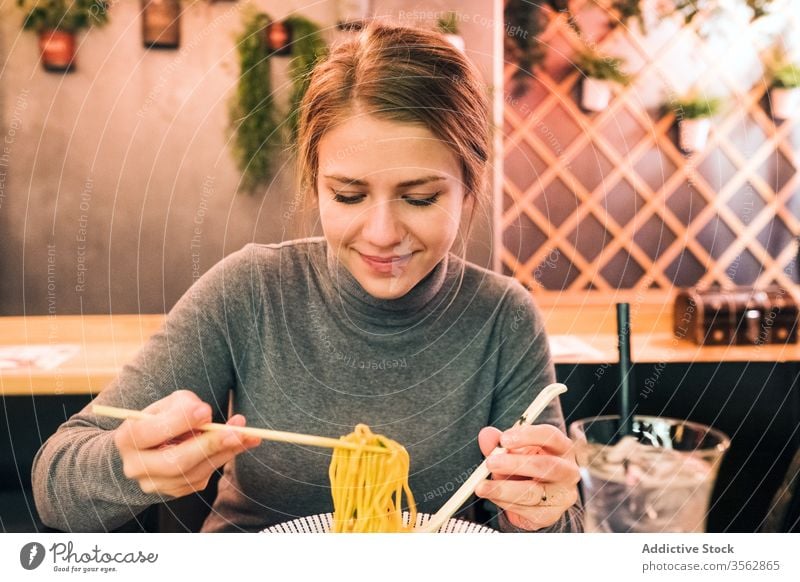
33,22,582,533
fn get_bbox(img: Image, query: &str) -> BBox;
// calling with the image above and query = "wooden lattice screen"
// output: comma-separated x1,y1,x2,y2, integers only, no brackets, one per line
500,1,800,305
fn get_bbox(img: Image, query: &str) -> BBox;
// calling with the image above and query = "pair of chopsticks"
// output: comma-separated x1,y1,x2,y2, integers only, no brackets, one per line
94,383,568,533
91,404,388,454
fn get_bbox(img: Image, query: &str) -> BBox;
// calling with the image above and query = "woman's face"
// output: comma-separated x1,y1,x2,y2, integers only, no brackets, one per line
317,113,469,300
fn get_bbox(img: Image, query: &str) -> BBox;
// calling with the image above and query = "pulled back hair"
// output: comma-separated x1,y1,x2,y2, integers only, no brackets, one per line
296,21,490,208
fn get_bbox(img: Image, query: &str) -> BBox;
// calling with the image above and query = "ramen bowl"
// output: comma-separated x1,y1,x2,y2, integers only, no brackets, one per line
262,512,497,533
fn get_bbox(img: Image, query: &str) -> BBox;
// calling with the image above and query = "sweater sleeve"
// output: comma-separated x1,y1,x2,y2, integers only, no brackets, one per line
32,246,261,532
488,280,584,533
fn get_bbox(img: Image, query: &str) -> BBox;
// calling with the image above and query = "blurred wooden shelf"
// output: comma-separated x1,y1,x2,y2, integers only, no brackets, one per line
542,303,800,365
2,306,799,395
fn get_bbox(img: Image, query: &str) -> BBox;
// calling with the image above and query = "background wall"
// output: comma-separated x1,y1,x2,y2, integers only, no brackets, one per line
0,0,498,315
502,0,800,304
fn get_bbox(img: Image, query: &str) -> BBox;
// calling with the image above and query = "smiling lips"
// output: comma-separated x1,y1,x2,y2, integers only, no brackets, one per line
359,252,413,275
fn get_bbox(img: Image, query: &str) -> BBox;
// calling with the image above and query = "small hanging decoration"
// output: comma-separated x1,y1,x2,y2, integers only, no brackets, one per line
17,0,110,73
142,0,180,49
266,20,292,55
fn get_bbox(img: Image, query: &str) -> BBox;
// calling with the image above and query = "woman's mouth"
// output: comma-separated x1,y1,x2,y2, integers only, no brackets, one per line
358,252,413,275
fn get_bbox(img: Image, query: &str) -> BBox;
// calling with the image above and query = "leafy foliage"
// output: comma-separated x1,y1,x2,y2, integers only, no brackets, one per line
504,0,546,97
612,0,645,32
673,95,723,119
17,0,109,33
437,12,460,35
576,51,631,85
229,10,282,193
771,62,800,89
285,15,327,143
504,0,581,97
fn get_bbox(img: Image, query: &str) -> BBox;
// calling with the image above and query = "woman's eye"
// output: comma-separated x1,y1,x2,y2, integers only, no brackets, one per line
405,193,441,207
332,192,365,205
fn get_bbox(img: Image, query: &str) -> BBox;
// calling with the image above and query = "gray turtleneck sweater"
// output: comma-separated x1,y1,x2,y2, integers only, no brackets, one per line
32,238,582,533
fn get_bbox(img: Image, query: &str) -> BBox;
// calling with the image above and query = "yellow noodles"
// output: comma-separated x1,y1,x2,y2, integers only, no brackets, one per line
329,424,417,533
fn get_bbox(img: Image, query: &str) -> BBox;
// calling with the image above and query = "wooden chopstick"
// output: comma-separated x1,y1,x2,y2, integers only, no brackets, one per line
92,404,388,454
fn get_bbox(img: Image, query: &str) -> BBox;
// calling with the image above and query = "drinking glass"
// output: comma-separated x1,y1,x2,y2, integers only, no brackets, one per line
569,415,730,532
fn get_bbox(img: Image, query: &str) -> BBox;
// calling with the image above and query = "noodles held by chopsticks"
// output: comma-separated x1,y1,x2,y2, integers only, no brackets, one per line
329,424,417,532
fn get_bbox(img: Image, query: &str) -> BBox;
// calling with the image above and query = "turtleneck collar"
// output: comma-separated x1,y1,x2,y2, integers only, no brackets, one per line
321,242,455,330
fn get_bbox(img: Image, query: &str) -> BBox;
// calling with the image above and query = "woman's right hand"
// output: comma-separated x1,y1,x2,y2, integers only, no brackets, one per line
113,389,261,498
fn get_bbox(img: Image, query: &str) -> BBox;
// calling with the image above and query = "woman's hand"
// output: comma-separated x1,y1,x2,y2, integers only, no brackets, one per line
113,390,262,498
475,424,580,531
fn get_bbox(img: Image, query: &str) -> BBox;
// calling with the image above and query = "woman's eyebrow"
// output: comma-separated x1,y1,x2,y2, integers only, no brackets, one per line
396,175,446,188
323,175,446,188
324,175,368,186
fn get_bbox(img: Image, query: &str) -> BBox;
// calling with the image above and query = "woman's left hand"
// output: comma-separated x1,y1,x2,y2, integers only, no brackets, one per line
475,425,580,531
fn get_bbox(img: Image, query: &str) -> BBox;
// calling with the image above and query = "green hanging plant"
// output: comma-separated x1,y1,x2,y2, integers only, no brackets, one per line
504,0,546,96
576,51,632,84
771,62,800,89
229,10,282,193
18,0,109,32
437,11,460,35
504,0,581,96
18,0,109,72
672,95,723,119
666,0,780,25
611,0,646,32
284,15,327,143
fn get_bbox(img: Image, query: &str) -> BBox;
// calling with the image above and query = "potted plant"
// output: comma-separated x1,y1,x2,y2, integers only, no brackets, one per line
437,12,464,54
18,0,109,72
769,62,800,120
576,51,631,112
672,95,722,153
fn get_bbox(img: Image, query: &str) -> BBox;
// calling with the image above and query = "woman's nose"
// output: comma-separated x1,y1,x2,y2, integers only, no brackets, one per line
360,200,405,248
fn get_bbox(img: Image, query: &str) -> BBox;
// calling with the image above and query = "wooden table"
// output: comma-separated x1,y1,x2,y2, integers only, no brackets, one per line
2,305,800,395
0,314,164,396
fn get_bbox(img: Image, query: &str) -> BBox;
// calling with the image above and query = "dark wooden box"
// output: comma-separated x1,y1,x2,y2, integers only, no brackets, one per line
674,287,799,345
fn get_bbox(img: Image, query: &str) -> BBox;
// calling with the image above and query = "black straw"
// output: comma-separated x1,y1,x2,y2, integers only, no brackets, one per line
616,302,634,436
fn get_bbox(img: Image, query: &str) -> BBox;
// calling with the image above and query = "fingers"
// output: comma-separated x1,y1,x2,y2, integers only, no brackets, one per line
478,426,502,457
498,505,569,531
475,480,578,531
500,424,574,456
476,480,578,509
126,415,260,478
115,390,211,451
486,450,580,483
162,421,253,474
